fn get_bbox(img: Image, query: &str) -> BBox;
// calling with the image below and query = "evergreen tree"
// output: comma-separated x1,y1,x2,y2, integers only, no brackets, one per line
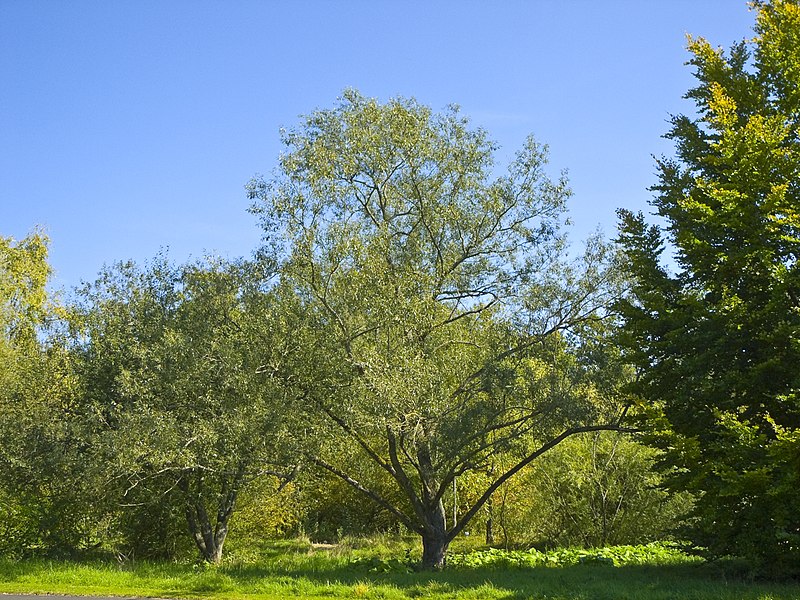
617,0,800,572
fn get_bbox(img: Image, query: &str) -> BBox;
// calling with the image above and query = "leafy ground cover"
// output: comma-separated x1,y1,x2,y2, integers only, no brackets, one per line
0,539,797,600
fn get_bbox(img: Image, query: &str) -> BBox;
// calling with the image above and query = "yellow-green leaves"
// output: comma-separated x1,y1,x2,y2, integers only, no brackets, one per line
707,82,739,130
755,0,800,113
0,231,51,349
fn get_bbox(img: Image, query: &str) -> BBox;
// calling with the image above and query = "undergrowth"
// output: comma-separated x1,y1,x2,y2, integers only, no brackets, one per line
447,541,695,569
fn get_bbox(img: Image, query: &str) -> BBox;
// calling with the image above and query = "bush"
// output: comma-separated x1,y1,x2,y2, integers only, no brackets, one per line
498,432,693,548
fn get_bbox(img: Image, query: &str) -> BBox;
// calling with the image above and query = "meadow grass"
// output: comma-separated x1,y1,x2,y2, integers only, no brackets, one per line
0,538,798,600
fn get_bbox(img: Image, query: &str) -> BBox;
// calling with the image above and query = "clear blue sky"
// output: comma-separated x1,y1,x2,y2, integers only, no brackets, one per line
1,1,755,290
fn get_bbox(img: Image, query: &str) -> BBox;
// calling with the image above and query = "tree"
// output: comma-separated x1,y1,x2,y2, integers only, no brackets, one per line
616,0,800,572
0,232,50,556
248,90,630,568
0,232,58,553
0,232,102,557
0,230,50,354
516,432,692,548
72,256,297,563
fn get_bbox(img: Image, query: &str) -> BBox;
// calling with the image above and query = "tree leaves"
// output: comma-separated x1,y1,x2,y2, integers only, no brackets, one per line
617,0,800,573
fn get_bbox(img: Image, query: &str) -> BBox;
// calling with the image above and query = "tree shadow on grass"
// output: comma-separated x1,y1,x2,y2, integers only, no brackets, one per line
4,553,799,600
221,560,800,600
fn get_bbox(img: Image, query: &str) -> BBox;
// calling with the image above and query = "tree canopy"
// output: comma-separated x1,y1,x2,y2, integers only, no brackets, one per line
249,90,630,568
0,231,50,352
70,257,297,563
9,5,798,569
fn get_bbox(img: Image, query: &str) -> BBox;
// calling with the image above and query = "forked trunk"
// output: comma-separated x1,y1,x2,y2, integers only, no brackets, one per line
180,471,241,564
186,502,230,564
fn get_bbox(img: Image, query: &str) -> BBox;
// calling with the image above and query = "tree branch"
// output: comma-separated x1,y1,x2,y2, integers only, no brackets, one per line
446,423,637,542
309,454,422,534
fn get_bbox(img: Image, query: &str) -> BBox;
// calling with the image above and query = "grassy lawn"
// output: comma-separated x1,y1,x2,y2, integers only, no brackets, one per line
0,540,798,600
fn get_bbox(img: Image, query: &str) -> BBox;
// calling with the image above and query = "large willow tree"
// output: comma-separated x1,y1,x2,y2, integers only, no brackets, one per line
249,91,629,568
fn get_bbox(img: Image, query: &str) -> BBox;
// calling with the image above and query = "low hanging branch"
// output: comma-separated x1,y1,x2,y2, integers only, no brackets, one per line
449,422,637,542
309,454,422,534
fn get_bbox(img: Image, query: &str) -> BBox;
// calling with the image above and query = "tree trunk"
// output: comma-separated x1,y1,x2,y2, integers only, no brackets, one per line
485,495,494,544
183,490,237,564
180,469,242,564
420,500,450,570
186,501,229,564
421,531,449,570
416,442,451,570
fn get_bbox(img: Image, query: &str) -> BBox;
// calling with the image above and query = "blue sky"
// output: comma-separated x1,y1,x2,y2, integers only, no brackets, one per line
2,1,755,290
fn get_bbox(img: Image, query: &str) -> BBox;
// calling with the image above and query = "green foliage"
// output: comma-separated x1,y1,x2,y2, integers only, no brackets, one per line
248,89,628,568
225,479,305,561
0,232,51,440
0,232,105,557
616,0,800,574
68,255,298,562
0,231,50,350
111,497,195,561
4,542,800,600
297,470,405,542
510,432,693,548
447,542,695,569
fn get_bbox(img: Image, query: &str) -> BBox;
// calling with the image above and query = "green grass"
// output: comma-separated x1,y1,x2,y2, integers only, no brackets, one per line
0,539,798,600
